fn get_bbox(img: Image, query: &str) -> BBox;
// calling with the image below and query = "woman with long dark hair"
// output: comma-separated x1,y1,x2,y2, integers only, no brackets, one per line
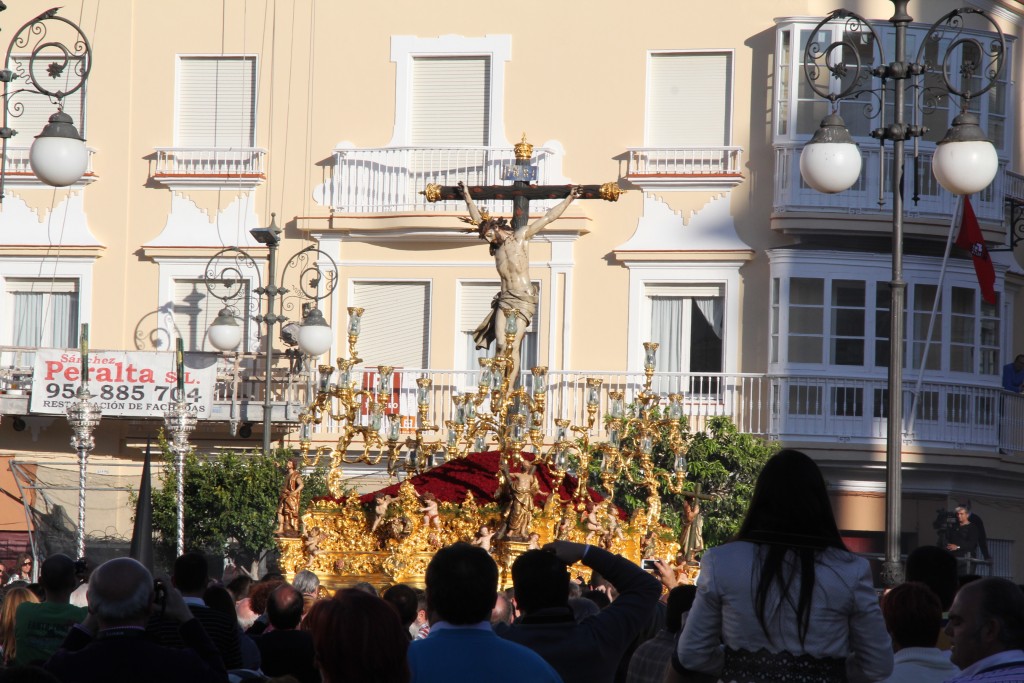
676,449,892,682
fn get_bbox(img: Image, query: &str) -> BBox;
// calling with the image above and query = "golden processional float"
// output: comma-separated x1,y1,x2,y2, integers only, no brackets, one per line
276,307,702,590
277,136,701,589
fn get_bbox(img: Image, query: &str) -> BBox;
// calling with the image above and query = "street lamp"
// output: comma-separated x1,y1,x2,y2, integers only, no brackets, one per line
65,324,100,560
799,1,1005,586
204,214,338,453
163,338,197,556
0,7,93,200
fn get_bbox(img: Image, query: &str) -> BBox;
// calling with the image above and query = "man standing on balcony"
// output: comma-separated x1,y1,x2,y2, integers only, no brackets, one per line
459,181,582,382
1001,354,1024,392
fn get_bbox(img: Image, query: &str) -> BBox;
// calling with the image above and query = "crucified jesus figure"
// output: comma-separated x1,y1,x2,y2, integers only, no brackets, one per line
459,181,582,383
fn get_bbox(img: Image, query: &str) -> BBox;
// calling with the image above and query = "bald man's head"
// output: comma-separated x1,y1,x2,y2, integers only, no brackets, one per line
86,557,155,627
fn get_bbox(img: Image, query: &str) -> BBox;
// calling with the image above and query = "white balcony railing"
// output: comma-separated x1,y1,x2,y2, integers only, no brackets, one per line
5,346,1023,456
328,145,561,213
1,145,96,182
627,146,743,177
153,147,267,178
774,145,1008,224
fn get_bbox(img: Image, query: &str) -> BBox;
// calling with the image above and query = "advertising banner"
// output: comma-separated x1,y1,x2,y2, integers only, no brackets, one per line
30,349,218,418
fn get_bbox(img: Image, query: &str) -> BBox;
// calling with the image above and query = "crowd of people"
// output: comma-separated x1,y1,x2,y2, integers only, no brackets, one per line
0,449,1018,682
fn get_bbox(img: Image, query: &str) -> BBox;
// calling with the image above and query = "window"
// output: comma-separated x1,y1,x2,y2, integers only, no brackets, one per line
788,278,824,364
646,284,724,394
389,35,511,147
774,20,1011,155
411,57,490,146
176,56,256,147
4,278,79,348
459,281,538,373
352,281,430,368
646,52,732,147
771,268,1000,377
171,279,250,352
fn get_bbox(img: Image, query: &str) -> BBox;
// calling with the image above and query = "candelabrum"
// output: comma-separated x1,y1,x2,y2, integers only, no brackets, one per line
65,325,100,560
302,307,553,496
163,339,197,558
537,342,690,532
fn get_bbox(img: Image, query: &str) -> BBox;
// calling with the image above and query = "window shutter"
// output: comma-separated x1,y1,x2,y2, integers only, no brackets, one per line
645,284,723,298
411,57,490,146
353,281,430,368
8,56,86,140
7,278,78,294
648,53,731,146
177,57,256,147
173,279,249,352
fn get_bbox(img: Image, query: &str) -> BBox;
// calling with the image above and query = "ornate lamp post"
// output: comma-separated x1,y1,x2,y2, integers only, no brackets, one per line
163,338,197,556
204,214,338,453
65,324,100,560
0,6,94,200
799,1,1005,586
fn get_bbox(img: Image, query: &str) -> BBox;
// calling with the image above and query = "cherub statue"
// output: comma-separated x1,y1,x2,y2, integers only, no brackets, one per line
555,509,574,541
303,526,325,560
420,492,441,530
371,494,395,533
584,500,603,544
472,525,496,552
527,532,541,550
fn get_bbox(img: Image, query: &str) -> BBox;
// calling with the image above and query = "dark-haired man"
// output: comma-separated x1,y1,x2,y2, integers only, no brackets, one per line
501,541,661,683
945,577,1024,681
13,554,87,666
879,582,958,681
146,552,242,669
407,543,561,683
251,584,317,683
626,585,696,683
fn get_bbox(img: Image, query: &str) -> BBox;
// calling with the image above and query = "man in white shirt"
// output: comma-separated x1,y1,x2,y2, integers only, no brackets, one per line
879,581,958,682
945,577,1024,682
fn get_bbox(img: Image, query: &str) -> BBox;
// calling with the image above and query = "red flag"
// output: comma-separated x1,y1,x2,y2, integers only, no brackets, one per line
955,196,996,305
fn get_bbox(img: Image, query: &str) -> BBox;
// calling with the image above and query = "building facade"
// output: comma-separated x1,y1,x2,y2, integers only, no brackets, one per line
1,0,1023,576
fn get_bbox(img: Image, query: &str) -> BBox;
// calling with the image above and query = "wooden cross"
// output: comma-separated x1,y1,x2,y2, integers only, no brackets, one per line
420,134,622,230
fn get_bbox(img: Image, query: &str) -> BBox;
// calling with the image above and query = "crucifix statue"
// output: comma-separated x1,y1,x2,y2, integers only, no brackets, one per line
422,135,623,383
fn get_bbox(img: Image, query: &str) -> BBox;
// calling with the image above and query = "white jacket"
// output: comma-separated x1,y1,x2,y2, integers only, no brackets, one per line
677,541,893,682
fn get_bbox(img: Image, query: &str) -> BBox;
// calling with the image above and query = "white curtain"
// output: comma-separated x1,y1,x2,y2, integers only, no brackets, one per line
651,297,683,394
12,293,43,347
694,297,723,339
50,292,79,348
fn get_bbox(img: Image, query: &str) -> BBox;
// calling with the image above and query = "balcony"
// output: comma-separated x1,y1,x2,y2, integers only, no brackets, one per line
1,145,98,188
626,146,744,191
327,144,563,214
3,347,1021,457
774,145,1010,228
152,147,267,189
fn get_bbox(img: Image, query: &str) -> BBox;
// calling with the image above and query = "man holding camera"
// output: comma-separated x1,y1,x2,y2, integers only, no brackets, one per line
45,557,227,682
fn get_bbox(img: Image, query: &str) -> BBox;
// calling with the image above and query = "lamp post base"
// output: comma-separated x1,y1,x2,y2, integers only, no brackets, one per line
880,559,904,588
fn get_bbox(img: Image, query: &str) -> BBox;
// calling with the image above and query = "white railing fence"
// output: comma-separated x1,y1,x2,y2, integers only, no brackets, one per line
329,145,561,213
153,147,267,176
774,145,1008,224
627,146,744,177
2,145,96,178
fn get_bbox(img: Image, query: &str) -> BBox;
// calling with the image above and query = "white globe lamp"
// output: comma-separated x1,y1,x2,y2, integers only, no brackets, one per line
799,114,862,194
